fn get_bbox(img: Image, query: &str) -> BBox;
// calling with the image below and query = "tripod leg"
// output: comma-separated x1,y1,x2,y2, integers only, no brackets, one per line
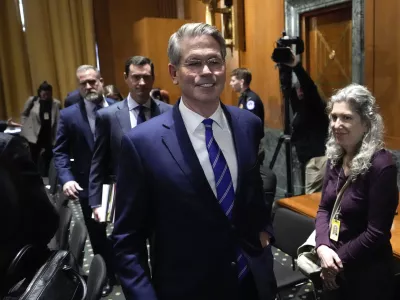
284,138,293,197
269,136,285,169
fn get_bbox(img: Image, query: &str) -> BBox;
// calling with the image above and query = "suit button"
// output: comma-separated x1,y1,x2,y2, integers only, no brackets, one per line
231,262,236,268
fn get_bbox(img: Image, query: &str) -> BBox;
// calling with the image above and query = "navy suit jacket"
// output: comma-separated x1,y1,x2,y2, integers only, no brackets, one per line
64,89,80,108
53,97,116,198
112,101,275,300
88,98,172,207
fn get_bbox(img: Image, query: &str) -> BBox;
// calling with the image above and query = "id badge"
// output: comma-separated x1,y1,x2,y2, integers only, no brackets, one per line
330,219,341,242
44,112,50,120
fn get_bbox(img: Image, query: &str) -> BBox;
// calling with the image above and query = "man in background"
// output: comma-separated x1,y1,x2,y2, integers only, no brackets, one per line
89,56,171,219
284,52,328,193
230,68,265,127
53,65,116,296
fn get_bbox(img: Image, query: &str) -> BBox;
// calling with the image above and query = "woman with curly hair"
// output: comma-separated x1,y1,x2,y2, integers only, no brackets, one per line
315,84,398,299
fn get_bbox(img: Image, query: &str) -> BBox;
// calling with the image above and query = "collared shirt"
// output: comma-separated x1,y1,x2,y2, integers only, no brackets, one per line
84,96,109,136
127,93,152,128
179,99,238,197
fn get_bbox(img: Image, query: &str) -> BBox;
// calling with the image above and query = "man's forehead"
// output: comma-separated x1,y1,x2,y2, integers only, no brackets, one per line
77,70,98,80
180,36,221,56
128,64,151,74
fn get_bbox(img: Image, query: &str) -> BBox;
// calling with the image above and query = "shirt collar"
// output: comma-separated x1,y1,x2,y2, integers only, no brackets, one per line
179,98,225,134
127,93,152,111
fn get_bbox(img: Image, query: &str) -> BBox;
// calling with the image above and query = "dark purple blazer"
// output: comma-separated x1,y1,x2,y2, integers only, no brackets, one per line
316,149,398,267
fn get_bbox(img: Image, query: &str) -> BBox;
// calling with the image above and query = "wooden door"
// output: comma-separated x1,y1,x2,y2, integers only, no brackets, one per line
301,3,352,101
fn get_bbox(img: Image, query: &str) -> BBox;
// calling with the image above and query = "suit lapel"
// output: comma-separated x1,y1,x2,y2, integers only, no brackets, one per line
150,99,161,117
77,100,94,151
115,99,131,134
161,103,231,224
223,105,248,197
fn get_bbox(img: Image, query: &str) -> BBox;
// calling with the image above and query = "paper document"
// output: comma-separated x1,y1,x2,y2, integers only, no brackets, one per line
93,184,116,223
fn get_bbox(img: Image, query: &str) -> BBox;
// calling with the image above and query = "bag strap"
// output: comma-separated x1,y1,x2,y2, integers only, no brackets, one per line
329,176,352,226
23,96,39,117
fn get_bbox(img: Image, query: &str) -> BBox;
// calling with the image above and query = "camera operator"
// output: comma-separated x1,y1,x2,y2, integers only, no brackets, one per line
283,50,329,194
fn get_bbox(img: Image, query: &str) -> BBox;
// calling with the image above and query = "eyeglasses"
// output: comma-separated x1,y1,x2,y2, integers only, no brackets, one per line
182,57,225,72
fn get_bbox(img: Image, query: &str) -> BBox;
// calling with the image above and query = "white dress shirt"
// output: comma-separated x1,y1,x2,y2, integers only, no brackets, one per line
179,99,238,197
127,93,152,128
84,96,109,136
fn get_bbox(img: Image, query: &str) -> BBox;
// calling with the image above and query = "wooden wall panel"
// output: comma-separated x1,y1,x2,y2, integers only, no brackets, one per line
365,0,400,149
241,0,284,128
184,0,206,23
93,0,114,86
133,18,191,104
94,0,179,97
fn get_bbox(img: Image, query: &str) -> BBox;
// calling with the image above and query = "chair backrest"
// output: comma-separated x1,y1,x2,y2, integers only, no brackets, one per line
86,255,107,300
69,220,87,268
273,204,315,258
55,205,72,250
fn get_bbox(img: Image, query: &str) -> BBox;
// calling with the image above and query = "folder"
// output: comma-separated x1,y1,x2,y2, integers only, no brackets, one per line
93,183,116,223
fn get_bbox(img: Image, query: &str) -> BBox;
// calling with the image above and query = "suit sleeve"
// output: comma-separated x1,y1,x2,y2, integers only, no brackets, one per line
21,97,33,124
112,135,157,300
89,112,110,207
53,110,75,186
256,120,273,241
293,64,326,114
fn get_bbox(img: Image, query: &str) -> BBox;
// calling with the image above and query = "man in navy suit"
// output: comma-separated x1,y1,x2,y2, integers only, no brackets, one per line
112,23,276,300
53,65,116,296
89,56,171,218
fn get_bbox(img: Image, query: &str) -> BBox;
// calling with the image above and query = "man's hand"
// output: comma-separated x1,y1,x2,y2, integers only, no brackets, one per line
7,118,22,127
259,231,270,248
92,207,102,222
63,181,83,200
282,48,300,68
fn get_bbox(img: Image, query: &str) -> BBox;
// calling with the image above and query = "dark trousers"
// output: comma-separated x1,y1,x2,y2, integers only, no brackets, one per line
29,142,52,176
80,197,115,281
322,259,394,300
239,271,259,300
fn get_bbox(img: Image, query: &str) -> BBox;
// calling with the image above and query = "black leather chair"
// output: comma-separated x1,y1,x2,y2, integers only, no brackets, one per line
47,157,59,196
86,255,107,300
272,204,316,299
48,205,72,250
69,220,87,269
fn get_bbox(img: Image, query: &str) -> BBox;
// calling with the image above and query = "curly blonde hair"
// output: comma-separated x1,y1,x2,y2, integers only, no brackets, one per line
325,84,384,180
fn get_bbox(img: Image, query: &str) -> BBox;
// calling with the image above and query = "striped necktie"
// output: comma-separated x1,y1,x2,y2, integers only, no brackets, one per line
202,118,248,280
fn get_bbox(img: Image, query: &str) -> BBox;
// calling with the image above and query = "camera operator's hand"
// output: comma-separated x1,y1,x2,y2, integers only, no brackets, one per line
282,48,300,68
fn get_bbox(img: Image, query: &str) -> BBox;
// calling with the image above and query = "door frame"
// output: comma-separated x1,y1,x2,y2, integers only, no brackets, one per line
284,0,364,84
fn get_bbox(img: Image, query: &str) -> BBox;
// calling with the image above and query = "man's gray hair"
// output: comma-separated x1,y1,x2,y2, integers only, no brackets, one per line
76,65,101,78
325,83,384,179
167,23,226,66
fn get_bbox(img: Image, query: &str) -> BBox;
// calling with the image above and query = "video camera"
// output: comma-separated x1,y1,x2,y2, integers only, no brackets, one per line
272,31,304,64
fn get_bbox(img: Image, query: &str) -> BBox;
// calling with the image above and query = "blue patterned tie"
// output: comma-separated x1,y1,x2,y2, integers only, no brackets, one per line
202,118,248,280
136,105,146,125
